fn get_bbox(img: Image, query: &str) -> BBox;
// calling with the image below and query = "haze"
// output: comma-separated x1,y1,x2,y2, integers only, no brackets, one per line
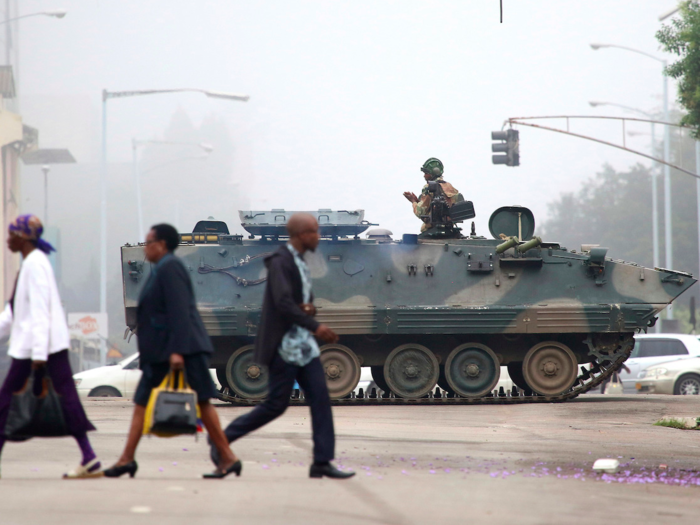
16,0,678,349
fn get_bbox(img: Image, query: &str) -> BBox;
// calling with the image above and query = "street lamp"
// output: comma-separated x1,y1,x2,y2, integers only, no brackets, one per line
659,4,682,21
132,139,214,239
100,88,248,319
589,101,660,271
0,10,67,24
1,10,67,66
590,43,674,319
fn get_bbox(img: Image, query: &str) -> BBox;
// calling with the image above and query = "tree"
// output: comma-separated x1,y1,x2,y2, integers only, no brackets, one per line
657,1,700,137
541,164,655,268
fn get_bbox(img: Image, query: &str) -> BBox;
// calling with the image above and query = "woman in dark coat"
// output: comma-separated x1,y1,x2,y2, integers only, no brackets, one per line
103,224,239,479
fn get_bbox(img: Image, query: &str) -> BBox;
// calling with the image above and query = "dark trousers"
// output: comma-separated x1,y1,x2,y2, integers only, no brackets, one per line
223,354,335,463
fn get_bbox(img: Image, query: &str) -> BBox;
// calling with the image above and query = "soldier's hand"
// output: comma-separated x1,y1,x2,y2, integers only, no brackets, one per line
403,192,418,203
315,324,339,344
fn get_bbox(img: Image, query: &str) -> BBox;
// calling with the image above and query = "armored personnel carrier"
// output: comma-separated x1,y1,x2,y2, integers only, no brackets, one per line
120,200,696,405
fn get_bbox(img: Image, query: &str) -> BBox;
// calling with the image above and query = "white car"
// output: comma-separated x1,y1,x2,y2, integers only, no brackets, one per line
619,334,700,393
636,356,700,395
73,353,221,398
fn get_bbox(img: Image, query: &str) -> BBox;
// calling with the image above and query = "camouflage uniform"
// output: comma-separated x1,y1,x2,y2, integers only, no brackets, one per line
412,176,461,232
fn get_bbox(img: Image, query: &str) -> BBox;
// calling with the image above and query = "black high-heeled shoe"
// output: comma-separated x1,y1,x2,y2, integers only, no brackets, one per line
103,461,138,478
203,460,242,479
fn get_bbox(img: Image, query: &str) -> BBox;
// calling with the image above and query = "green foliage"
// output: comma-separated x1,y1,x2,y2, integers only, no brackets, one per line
657,1,700,137
541,163,656,268
541,117,700,322
654,418,699,430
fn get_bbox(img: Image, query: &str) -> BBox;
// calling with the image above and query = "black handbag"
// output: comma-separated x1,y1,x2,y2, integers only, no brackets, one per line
5,374,69,442
147,369,199,437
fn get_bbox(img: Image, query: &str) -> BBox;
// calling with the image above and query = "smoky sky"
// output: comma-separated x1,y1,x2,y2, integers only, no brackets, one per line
20,0,677,238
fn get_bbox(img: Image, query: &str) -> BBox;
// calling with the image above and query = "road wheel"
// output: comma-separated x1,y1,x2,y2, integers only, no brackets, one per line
444,343,500,398
88,386,122,397
383,344,439,399
523,341,578,396
320,344,361,399
225,345,268,399
674,373,700,395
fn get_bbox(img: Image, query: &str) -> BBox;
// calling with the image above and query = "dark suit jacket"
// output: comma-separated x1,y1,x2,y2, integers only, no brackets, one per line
137,253,213,364
253,246,320,366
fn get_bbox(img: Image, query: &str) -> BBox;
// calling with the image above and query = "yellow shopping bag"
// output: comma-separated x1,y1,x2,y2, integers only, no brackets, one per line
143,369,201,437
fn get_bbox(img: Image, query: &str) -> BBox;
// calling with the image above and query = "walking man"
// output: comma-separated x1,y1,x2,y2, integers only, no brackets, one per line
212,213,354,479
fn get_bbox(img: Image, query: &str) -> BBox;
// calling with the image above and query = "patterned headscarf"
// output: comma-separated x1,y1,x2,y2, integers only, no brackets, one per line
8,214,55,254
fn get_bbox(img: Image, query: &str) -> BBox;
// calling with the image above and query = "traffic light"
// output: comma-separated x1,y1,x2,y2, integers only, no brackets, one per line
491,129,520,166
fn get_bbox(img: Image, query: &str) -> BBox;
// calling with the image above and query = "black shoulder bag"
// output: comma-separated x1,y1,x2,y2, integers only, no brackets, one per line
4,373,69,441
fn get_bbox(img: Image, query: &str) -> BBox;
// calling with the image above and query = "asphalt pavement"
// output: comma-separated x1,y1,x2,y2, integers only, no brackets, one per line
0,394,699,525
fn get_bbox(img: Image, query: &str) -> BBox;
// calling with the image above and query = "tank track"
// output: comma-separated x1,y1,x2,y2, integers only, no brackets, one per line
215,339,634,406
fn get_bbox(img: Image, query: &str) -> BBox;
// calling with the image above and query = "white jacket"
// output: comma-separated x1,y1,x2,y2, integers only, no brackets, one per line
0,249,69,361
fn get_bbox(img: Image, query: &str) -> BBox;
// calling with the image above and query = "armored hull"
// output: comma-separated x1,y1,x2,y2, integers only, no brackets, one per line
121,208,696,404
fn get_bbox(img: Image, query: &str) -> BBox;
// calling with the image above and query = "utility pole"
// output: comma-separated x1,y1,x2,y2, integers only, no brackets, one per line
663,68,674,319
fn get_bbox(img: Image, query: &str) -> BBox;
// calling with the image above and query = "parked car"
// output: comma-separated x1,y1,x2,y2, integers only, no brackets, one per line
618,334,700,393
73,353,221,398
635,356,700,395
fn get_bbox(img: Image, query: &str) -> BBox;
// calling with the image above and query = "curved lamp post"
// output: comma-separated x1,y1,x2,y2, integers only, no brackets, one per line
100,88,248,316
0,10,67,84
0,10,66,24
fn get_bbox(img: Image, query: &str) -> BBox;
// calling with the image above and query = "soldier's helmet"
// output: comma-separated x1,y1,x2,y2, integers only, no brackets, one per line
421,157,444,179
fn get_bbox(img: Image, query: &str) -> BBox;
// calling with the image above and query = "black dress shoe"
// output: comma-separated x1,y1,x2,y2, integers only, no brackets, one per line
203,460,242,479
309,463,355,479
103,461,138,478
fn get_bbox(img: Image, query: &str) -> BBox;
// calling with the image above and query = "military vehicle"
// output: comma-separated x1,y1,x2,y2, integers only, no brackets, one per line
120,193,696,405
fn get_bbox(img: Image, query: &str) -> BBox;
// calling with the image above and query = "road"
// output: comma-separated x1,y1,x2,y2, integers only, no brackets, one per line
0,395,699,525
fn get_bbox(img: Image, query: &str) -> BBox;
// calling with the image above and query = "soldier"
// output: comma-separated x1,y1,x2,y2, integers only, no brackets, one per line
403,157,461,231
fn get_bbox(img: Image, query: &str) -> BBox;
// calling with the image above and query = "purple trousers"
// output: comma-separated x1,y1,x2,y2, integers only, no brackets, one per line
0,350,96,438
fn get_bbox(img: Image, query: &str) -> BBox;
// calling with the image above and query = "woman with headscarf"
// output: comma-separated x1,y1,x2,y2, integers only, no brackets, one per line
0,215,101,479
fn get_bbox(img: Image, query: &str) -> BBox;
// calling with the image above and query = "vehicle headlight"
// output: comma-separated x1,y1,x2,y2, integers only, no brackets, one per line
74,378,82,387
642,368,668,379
